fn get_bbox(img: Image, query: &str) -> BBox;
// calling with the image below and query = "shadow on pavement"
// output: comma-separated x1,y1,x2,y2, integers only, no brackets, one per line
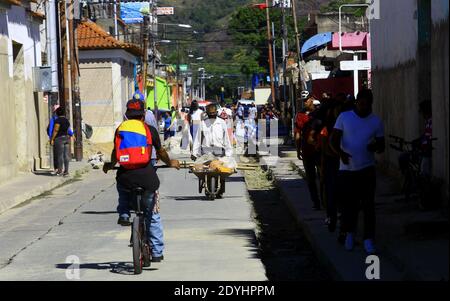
165,196,241,201
32,171,56,177
225,176,246,182
215,228,260,260
55,262,158,275
81,211,118,215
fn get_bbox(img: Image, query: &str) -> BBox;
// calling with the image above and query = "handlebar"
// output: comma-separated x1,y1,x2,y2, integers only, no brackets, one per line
110,164,172,170
389,135,438,153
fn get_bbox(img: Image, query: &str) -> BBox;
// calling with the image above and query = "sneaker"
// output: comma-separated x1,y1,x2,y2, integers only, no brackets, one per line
345,233,355,251
364,239,377,255
117,216,131,226
151,255,164,262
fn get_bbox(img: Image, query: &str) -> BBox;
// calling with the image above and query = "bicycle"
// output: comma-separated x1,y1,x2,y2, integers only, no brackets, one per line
128,187,152,275
389,135,441,209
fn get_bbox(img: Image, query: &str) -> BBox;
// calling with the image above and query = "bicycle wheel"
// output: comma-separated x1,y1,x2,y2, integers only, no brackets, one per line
142,225,151,268
132,216,143,275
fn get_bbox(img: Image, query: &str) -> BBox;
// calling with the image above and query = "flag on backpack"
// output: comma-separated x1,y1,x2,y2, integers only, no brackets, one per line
115,120,152,170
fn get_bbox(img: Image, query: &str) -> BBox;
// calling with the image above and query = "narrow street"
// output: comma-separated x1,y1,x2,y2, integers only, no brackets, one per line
0,151,332,281
0,0,448,288
0,160,264,281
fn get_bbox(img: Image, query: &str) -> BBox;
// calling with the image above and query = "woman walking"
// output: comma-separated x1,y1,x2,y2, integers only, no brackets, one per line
50,107,73,176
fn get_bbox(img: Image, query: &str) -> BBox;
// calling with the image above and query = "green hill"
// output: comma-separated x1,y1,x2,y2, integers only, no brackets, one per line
157,0,255,33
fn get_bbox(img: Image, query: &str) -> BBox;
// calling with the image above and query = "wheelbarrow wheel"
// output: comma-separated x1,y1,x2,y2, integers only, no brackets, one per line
206,176,217,201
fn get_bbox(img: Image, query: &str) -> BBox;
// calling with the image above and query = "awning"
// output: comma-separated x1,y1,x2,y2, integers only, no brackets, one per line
329,32,369,51
301,32,333,57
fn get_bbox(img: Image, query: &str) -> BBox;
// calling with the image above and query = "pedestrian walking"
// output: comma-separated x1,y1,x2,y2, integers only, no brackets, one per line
295,96,323,210
50,107,74,177
47,105,74,173
330,89,385,255
163,112,172,141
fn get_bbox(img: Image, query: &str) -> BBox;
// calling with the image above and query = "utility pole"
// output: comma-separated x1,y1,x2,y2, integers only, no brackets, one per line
151,0,159,121
142,15,149,99
291,0,307,94
272,21,279,109
265,0,276,105
59,0,70,117
68,0,83,161
176,40,181,108
281,0,288,114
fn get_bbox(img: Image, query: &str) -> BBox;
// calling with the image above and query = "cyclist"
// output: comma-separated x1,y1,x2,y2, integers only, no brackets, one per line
103,98,180,262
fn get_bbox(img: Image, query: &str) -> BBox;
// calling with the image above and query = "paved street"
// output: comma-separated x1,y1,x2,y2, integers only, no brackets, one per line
0,159,266,281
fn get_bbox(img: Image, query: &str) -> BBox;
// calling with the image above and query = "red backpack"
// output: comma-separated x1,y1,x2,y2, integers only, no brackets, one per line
115,120,152,169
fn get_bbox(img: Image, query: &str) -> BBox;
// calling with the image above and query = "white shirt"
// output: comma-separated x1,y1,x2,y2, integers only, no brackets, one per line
190,109,203,145
249,107,257,120
334,111,384,171
193,117,233,158
191,109,203,122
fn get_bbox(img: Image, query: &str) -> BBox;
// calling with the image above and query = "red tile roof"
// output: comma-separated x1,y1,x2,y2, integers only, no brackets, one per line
77,21,142,56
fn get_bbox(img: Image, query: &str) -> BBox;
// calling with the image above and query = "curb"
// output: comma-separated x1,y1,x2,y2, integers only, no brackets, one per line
0,164,91,215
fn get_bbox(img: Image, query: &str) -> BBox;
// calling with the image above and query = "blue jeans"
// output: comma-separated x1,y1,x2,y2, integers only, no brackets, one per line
117,184,164,257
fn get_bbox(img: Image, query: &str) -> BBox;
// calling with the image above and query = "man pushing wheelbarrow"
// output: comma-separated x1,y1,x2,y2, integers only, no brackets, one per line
190,103,236,200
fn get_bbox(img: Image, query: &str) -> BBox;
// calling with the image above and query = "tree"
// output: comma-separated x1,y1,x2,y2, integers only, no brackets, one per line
320,0,367,16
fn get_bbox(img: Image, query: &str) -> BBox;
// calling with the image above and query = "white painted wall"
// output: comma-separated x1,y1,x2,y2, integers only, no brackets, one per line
2,5,42,79
112,59,123,130
370,0,418,69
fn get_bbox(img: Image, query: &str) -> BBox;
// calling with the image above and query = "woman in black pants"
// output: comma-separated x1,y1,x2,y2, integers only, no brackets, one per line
50,107,73,176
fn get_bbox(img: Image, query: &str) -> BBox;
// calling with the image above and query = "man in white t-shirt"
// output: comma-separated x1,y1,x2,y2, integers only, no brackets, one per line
330,89,385,255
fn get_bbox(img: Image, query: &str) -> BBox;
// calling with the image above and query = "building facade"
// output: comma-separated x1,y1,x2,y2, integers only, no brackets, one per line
0,0,48,184
77,20,139,144
370,0,449,201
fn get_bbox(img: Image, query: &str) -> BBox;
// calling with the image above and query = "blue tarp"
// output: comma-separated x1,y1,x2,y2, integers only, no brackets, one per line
301,32,333,57
120,2,150,24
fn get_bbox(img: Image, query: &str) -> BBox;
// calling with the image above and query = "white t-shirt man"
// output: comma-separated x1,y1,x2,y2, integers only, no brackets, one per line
334,110,384,171
193,117,233,158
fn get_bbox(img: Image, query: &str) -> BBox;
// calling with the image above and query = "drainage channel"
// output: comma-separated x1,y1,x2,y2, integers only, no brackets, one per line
243,163,331,281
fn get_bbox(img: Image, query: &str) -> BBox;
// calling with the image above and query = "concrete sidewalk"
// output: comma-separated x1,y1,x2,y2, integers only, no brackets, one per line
0,161,91,215
258,147,449,281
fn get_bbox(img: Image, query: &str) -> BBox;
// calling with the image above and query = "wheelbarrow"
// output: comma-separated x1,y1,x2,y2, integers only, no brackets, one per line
190,167,236,201
179,161,258,201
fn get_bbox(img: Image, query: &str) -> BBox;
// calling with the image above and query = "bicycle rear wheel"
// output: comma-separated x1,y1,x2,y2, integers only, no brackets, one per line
132,216,143,275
